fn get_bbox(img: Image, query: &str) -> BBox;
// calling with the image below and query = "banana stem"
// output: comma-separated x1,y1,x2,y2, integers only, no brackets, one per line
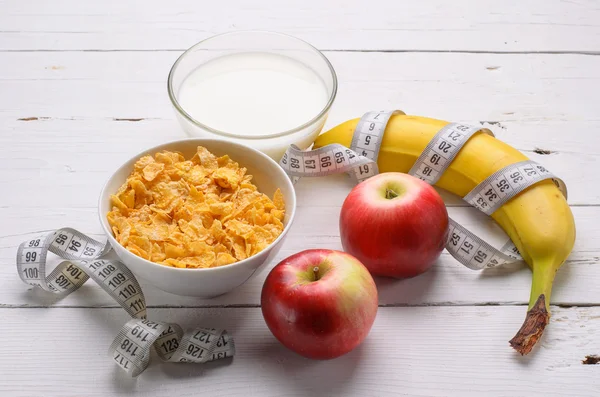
509,264,557,355
528,263,555,311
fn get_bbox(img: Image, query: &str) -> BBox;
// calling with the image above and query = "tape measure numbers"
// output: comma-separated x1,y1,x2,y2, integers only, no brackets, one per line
16,228,234,376
462,160,566,216
349,110,404,182
408,122,488,184
279,110,567,271
111,318,233,377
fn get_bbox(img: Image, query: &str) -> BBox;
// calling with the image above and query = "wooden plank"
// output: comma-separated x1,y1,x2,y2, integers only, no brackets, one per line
1,0,600,52
1,51,598,123
1,205,597,307
0,52,599,206
1,130,596,207
0,307,598,396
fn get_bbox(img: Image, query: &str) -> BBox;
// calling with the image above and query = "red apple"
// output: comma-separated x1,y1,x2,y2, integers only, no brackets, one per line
261,249,378,359
340,172,449,278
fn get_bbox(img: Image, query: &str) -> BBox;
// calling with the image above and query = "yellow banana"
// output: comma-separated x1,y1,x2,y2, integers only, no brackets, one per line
313,114,576,355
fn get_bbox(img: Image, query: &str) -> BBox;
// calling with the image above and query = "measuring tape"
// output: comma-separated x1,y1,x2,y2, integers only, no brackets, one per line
279,110,567,271
16,228,235,376
14,110,567,374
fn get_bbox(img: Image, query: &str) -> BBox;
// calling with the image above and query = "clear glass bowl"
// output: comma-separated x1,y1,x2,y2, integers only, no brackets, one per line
167,31,337,160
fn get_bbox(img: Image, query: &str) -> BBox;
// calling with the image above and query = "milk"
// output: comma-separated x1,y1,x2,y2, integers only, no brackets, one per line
177,52,330,142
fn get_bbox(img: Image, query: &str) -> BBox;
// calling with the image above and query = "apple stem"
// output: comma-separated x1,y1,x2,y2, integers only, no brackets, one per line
313,266,320,281
385,188,399,200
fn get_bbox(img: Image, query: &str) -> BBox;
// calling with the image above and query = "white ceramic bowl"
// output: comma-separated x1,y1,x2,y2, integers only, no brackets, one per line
98,138,297,298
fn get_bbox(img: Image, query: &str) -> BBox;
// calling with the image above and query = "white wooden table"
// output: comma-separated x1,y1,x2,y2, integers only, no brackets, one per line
1,1,599,395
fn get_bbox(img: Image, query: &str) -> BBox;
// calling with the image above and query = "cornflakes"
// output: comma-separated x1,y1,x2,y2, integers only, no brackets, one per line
107,146,285,269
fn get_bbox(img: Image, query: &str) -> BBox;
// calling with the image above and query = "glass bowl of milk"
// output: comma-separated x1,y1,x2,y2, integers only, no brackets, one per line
168,31,337,160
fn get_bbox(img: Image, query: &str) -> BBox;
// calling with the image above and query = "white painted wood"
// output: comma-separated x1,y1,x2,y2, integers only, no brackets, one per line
1,0,599,52
1,1,599,394
1,129,595,207
1,52,599,208
1,206,597,307
2,51,598,125
0,307,598,396
0,50,598,307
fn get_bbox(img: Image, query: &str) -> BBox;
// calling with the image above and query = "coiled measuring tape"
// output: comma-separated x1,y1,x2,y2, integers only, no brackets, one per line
280,110,568,270
16,228,235,376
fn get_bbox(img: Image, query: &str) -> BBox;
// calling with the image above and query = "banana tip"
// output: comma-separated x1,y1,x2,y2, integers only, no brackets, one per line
509,294,549,355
